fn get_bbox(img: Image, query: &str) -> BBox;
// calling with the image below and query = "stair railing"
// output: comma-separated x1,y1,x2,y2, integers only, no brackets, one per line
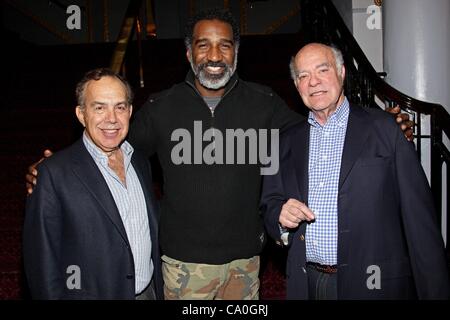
110,0,145,87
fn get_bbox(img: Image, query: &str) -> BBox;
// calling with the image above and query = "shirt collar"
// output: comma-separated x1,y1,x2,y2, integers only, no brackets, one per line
308,97,350,128
82,131,134,166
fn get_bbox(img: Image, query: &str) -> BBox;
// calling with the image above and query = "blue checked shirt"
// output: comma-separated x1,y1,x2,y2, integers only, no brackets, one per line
305,98,350,265
83,133,153,294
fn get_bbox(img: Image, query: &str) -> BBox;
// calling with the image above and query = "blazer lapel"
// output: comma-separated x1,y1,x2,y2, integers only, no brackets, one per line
290,122,310,203
70,139,131,246
339,105,371,189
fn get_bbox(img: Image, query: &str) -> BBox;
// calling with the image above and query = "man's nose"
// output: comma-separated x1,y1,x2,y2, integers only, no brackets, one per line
105,108,118,123
309,73,321,86
207,45,222,62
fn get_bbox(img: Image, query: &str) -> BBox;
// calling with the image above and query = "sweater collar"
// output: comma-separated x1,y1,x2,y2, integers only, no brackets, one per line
185,69,239,98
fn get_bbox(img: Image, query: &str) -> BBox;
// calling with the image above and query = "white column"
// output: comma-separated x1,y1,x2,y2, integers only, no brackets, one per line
383,0,450,243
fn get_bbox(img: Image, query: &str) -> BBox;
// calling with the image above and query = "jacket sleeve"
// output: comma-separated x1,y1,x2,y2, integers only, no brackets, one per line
260,132,290,244
394,123,450,299
23,162,63,299
128,99,157,157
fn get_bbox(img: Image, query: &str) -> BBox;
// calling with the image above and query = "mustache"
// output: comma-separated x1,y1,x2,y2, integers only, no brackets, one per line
197,61,228,70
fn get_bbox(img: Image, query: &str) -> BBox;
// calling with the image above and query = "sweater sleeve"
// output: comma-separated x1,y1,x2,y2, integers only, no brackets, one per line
128,98,157,157
270,91,304,132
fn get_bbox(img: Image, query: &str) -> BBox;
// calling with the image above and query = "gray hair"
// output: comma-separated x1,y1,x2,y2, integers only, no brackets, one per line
330,45,344,75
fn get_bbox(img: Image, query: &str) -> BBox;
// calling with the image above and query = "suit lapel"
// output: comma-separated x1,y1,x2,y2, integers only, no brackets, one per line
339,105,371,189
290,122,310,203
70,139,131,246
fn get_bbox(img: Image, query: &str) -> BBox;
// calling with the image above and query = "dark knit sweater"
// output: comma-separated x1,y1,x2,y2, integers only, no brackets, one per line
128,71,303,264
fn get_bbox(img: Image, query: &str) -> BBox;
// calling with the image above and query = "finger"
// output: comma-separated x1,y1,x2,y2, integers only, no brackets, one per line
44,149,53,157
286,205,304,218
28,157,46,178
279,216,299,229
402,120,415,128
386,105,400,115
280,207,303,226
396,113,410,122
405,128,414,141
25,173,36,185
286,204,315,222
285,199,307,213
298,203,315,221
26,182,35,195
26,167,37,177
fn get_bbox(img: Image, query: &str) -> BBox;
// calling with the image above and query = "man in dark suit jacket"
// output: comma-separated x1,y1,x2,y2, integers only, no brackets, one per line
261,43,449,299
23,68,163,300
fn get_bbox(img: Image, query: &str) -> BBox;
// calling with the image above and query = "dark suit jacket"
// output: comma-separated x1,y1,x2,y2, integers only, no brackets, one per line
23,138,163,300
261,104,450,299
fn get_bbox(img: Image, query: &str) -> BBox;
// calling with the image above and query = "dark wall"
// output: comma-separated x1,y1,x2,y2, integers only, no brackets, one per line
3,0,130,45
4,0,302,45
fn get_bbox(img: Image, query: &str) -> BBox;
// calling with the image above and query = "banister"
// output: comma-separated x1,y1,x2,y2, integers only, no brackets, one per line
110,0,144,74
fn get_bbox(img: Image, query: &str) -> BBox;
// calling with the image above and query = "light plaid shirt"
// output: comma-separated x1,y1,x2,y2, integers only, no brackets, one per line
305,98,350,265
83,132,153,294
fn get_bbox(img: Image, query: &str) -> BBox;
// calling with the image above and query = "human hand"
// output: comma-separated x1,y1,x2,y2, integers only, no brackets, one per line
26,149,53,195
279,198,315,229
386,105,414,141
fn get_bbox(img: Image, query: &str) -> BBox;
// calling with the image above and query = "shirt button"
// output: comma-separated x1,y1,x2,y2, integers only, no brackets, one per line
313,240,319,246
322,155,328,161
319,182,325,188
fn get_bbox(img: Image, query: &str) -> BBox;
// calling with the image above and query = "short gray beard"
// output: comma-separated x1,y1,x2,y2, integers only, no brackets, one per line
189,48,238,90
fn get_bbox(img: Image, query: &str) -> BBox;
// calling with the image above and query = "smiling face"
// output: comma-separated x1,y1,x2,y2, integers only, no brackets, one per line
293,43,345,124
75,76,132,153
187,19,237,96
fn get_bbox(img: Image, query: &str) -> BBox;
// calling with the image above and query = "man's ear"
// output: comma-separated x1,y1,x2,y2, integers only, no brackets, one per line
75,106,86,127
341,65,346,83
293,78,299,90
186,49,192,63
129,104,133,117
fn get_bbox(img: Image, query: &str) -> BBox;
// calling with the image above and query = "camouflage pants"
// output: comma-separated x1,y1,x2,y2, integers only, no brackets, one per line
162,255,260,300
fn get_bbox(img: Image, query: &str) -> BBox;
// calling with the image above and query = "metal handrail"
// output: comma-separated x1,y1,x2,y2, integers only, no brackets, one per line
110,0,144,87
